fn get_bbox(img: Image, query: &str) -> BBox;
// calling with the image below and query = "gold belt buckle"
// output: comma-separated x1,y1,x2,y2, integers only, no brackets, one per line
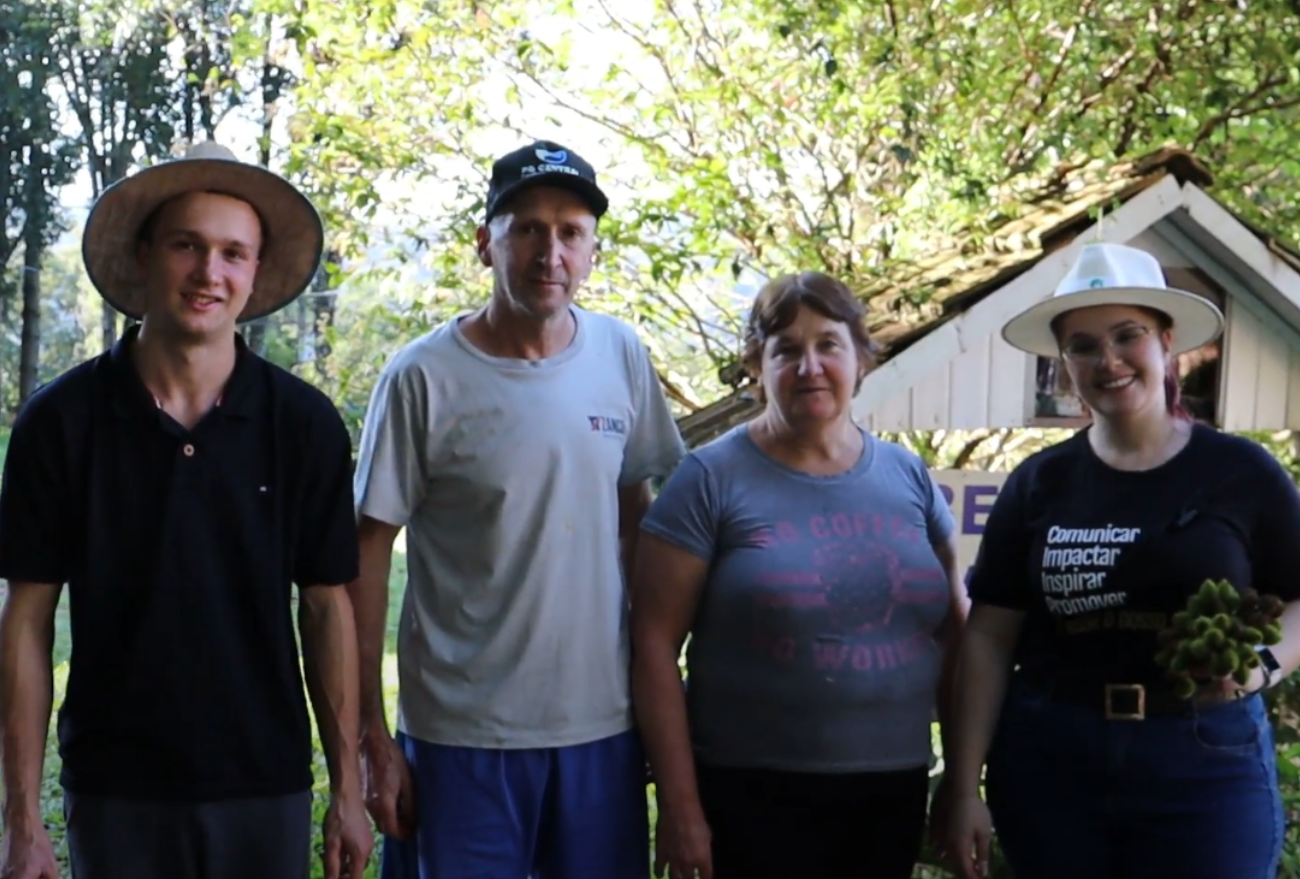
1104,683,1146,720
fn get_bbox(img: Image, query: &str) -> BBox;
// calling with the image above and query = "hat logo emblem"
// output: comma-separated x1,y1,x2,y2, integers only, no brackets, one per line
535,148,567,164
1088,277,1106,288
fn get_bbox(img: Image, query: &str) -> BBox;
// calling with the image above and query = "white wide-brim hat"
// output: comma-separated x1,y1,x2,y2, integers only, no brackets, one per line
1002,242,1224,358
82,141,324,324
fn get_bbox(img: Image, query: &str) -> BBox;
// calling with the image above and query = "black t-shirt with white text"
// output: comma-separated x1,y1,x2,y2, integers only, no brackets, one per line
968,424,1300,685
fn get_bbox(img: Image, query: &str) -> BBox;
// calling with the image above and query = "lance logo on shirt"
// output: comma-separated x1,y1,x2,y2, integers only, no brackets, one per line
588,415,628,436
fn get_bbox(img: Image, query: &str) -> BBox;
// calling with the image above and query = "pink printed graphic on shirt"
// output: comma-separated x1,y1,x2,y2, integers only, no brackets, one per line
744,511,948,672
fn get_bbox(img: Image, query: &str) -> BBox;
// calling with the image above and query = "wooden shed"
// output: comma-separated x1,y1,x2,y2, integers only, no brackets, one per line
678,148,1300,447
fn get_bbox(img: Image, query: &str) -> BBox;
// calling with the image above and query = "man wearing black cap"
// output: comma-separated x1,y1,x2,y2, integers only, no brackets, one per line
350,141,686,878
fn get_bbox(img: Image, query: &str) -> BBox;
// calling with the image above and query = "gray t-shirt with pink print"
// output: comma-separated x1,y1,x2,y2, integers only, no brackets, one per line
640,425,955,772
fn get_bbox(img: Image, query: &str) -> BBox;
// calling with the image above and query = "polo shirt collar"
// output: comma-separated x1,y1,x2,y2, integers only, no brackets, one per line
108,323,260,420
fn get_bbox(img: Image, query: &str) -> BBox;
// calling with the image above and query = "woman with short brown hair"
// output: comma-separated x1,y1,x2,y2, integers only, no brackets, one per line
632,271,966,879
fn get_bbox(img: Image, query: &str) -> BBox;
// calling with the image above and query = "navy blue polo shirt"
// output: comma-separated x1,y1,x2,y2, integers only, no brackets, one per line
0,325,360,800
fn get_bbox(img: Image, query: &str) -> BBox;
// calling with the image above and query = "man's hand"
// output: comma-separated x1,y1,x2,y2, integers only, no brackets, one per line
0,818,60,879
0,581,61,879
321,792,373,879
361,731,417,840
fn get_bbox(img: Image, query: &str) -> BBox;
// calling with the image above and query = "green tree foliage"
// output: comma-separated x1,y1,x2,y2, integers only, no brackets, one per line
0,0,79,411
279,0,1300,401
0,0,77,288
49,0,186,349
6,3,1300,873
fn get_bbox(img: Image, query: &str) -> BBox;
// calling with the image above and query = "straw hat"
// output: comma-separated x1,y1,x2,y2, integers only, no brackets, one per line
81,141,325,323
1002,242,1224,358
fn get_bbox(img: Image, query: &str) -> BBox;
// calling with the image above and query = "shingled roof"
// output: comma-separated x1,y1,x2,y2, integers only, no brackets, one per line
674,146,1295,448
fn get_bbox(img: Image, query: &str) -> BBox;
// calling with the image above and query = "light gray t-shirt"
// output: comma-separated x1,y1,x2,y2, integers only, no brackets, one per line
353,305,686,749
640,425,955,772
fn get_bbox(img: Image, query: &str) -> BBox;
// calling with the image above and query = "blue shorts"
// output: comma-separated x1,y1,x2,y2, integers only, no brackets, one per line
379,728,650,879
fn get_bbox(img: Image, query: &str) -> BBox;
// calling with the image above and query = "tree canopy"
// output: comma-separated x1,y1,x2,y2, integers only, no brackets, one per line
281,0,1300,401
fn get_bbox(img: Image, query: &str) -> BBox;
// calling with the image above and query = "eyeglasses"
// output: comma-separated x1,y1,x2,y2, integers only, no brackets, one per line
1059,324,1155,363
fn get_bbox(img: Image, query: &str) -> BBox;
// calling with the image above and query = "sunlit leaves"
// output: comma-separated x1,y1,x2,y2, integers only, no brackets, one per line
271,0,1300,404
0,1,78,279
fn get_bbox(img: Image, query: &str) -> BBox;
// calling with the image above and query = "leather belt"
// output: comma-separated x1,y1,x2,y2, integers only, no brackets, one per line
1013,673,1248,720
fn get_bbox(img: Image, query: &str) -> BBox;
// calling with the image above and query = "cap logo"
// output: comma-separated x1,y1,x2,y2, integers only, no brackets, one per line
520,163,580,179
1088,277,1107,288
535,148,567,164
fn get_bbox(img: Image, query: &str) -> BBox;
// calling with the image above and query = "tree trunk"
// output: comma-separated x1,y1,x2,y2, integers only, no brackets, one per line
244,17,282,362
312,248,340,379
101,302,118,353
296,298,309,363
244,320,267,355
312,295,335,379
18,229,43,406
18,146,44,407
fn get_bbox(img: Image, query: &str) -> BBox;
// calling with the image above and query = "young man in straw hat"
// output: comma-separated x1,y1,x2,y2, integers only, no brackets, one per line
0,142,373,879
349,140,686,879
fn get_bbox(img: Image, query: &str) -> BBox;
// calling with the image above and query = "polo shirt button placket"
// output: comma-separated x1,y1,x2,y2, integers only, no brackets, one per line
182,442,196,458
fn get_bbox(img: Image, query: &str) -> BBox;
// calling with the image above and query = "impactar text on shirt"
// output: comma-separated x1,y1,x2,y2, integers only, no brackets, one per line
1039,524,1141,617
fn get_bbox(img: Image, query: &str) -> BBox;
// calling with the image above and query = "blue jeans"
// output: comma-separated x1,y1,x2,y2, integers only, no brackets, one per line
379,729,649,879
986,677,1284,879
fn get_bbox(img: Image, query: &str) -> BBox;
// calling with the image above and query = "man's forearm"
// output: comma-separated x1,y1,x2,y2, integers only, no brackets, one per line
0,586,58,825
299,587,362,796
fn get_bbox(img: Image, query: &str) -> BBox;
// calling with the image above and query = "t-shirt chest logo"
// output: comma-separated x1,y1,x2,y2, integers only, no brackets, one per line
1041,523,1141,616
817,541,904,634
588,415,628,437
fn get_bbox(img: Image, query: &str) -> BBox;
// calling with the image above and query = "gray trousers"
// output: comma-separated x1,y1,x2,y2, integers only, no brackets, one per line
64,789,312,879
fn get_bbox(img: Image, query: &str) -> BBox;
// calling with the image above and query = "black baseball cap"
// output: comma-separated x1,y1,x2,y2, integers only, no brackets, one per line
484,140,609,223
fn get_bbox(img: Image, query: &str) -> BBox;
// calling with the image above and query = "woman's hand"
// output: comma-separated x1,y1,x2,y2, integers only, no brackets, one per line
1187,663,1266,698
927,773,956,855
943,793,994,879
653,801,714,879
